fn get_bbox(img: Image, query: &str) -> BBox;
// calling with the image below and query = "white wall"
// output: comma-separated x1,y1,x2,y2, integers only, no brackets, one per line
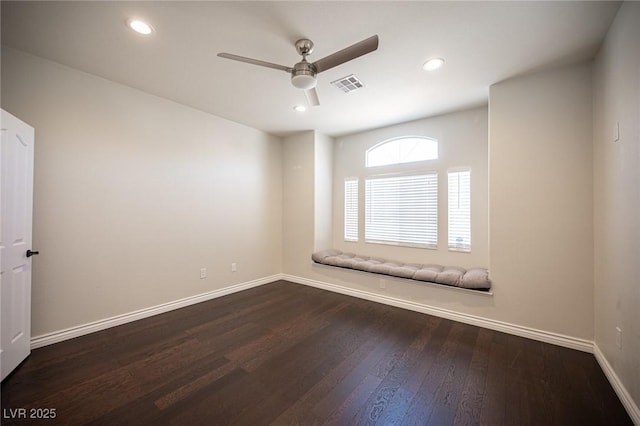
332,107,489,268
593,1,640,413
314,132,333,252
282,131,315,275
282,130,334,275
1,47,283,337
489,63,594,339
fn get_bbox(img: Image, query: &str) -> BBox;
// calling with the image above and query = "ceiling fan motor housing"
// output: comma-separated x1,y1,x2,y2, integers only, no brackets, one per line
291,61,317,89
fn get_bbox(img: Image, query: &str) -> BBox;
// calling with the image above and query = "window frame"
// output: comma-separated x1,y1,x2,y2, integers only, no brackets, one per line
365,136,438,168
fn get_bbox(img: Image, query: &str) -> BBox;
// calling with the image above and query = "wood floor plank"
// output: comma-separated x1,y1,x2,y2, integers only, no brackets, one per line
273,329,379,424
350,318,439,425
451,327,493,425
424,323,479,426
153,357,235,410
478,334,509,425
311,308,422,421
399,320,467,425
322,374,383,426
0,280,633,425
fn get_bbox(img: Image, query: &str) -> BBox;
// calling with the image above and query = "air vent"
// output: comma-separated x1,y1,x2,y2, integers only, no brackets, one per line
330,74,365,93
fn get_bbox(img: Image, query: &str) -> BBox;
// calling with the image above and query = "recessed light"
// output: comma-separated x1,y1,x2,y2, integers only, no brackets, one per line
127,19,153,35
423,57,445,71
294,105,307,112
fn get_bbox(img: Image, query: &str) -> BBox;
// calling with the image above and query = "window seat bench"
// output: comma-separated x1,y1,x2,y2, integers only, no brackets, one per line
311,249,491,291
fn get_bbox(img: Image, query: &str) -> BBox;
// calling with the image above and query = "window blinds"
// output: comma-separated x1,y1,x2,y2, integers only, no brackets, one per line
365,174,438,248
344,178,359,241
448,170,471,251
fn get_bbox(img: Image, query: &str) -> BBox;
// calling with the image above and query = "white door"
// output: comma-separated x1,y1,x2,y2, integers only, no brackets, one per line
0,109,35,381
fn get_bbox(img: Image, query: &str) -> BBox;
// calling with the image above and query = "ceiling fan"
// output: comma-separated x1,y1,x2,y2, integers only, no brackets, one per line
217,35,379,106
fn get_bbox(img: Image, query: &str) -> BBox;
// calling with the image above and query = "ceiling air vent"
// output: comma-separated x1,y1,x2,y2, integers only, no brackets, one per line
330,74,365,93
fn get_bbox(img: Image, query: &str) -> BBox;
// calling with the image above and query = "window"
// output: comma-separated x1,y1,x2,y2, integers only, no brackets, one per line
344,178,359,241
448,169,471,251
365,173,438,248
366,136,438,167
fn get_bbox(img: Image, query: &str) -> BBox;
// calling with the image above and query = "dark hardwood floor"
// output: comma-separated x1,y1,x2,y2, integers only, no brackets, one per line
1,280,632,425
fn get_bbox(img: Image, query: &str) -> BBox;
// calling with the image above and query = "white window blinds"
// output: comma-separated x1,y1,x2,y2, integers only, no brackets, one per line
448,170,471,251
344,178,359,241
365,173,438,248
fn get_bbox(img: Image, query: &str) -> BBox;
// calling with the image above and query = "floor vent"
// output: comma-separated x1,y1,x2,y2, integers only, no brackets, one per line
330,74,365,93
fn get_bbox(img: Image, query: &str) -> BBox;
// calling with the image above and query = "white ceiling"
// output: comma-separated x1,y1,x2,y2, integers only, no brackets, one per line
1,1,620,137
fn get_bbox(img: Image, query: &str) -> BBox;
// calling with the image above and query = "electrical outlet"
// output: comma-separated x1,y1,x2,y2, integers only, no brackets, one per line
615,327,622,349
379,278,386,289
200,268,207,279
231,263,237,272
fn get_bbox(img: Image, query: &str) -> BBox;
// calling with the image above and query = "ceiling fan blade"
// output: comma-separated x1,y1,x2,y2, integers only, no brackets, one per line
312,35,379,74
305,88,320,106
217,53,293,73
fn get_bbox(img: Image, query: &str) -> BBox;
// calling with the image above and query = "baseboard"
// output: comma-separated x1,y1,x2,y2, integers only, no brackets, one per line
281,273,593,353
594,343,640,425
32,272,591,353
30,275,281,349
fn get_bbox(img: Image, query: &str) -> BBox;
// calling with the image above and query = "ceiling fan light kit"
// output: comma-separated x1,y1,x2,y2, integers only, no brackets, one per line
291,61,317,90
218,35,379,106
292,73,317,90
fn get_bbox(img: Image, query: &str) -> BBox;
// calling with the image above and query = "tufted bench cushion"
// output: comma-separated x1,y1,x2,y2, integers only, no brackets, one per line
312,249,491,291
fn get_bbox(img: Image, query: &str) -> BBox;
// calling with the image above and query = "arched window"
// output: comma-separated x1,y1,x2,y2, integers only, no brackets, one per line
366,136,438,167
